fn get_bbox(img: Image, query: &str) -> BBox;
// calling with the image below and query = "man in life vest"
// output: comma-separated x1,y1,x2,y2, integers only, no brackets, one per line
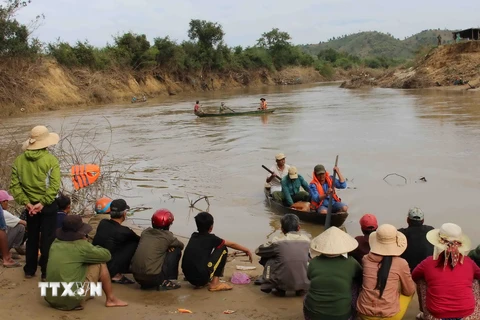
258,98,267,110
309,164,348,214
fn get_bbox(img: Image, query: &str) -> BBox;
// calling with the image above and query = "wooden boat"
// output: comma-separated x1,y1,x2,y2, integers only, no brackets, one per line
264,188,349,227
195,108,275,118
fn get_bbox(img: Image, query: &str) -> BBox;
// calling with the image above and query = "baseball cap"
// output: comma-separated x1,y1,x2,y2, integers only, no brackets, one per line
314,164,326,174
288,166,298,179
0,190,14,202
408,207,424,221
110,199,130,212
275,153,286,161
359,213,378,230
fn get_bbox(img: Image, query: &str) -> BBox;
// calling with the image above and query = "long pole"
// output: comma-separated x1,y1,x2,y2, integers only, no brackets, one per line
324,155,339,229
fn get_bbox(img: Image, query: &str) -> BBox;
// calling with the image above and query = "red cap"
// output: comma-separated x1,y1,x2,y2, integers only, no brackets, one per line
359,214,378,230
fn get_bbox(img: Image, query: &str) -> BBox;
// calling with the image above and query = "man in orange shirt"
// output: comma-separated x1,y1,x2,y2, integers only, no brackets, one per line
258,98,267,110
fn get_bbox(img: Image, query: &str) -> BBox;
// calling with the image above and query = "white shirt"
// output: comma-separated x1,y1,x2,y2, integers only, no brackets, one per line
267,164,290,193
3,209,21,228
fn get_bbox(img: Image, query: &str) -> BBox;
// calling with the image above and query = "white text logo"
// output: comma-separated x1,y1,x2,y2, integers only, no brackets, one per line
38,282,102,297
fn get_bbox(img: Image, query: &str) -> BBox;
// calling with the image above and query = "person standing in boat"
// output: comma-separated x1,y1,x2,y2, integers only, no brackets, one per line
258,98,267,110
309,164,348,214
277,167,311,208
266,153,290,198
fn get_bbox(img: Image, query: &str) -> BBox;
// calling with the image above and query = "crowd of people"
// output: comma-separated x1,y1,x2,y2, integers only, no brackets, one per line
1,125,480,320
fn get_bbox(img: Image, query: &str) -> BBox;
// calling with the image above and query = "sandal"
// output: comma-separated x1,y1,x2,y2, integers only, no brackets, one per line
272,289,286,297
112,275,135,285
3,261,21,268
158,280,181,291
208,283,233,292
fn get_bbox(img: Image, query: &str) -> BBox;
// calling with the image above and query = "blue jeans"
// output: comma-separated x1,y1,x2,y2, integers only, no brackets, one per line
318,202,347,213
0,207,7,231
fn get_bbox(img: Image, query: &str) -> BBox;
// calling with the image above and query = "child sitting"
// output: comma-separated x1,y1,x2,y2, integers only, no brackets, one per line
181,211,253,291
56,194,71,229
255,214,311,297
131,209,184,290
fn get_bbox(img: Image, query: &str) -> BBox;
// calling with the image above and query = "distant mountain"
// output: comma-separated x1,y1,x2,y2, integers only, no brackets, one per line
300,29,455,59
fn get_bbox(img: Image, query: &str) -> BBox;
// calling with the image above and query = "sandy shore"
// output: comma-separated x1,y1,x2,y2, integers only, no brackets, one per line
0,230,421,320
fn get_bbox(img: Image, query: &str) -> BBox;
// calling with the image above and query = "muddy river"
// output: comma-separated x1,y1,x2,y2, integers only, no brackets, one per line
3,83,480,248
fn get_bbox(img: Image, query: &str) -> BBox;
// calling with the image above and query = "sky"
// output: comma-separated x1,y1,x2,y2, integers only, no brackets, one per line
15,0,480,48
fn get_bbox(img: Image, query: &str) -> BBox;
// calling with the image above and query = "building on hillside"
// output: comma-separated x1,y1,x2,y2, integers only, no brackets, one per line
452,28,480,42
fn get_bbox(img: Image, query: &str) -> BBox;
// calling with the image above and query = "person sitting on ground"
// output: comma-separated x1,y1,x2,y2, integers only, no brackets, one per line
398,207,434,272
309,164,348,214
412,223,480,320
468,244,480,267
255,214,311,297
87,197,112,242
351,213,378,264
276,166,310,208
44,215,127,310
258,98,267,110
265,153,290,197
304,226,362,320
56,194,71,229
357,224,416,320
0,205,20,267
194,100,202,114
181,211,253,291
92,199,139,284
0,190,26,257
131,209,184,291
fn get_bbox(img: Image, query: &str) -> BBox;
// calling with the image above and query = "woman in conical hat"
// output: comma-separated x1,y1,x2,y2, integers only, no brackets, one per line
356,224,416,320
303,227,362,320
412,223,480,320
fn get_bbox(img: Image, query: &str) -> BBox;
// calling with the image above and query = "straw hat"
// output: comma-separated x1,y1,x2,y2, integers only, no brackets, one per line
369,224,407,256
426,223,471,254
275,153,286,161
22,126,59,151
310,226,358,257
288,166,298,179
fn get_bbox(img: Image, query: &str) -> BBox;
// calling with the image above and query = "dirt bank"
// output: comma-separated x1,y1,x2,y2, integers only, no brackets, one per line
1,58,335,117
341,41,480,90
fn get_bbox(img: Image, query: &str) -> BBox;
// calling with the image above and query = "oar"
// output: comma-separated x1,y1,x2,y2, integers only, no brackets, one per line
225,106,236,113
262,165,281,181
325,155,339,229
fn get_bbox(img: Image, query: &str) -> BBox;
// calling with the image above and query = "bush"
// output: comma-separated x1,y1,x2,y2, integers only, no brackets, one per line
315,61,335,79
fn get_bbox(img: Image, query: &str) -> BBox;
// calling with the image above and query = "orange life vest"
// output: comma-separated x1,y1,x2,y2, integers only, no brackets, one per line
71,164,100,190
310,171,341,210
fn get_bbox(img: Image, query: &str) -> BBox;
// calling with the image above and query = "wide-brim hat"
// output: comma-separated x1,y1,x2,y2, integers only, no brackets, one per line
22,125,59,151
56,215,93,241
426,223,471,253
369,224,407,256
310,226,358,257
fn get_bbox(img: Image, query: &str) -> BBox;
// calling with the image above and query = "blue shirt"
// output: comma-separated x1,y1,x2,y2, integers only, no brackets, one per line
309,176,347,207
56,211,67,229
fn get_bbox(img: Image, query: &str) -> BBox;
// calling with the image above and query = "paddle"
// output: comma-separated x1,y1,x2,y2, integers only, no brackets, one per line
262,165,282,181
324,155,339,229
225,106,236,113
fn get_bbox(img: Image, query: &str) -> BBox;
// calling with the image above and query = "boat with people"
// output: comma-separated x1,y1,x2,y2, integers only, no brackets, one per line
263,187,349,227
195,108,275,118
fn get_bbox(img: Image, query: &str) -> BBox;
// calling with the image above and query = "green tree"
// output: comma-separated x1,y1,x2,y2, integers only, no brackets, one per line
257,28,291,50
187,19,225,49
114,32,153,69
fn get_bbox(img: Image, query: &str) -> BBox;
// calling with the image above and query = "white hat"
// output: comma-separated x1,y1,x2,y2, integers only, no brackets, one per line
22,126,59,151
310,227,358,257
426,223,471,255
369,224,407,257
275,153,286,161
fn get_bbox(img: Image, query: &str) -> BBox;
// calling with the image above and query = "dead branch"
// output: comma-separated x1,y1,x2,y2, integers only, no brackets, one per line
383,173,407,185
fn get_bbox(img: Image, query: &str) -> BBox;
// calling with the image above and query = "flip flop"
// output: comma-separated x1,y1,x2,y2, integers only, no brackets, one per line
158,280,181,291
112,275,135,284
208,283,233,292
3,261,21,268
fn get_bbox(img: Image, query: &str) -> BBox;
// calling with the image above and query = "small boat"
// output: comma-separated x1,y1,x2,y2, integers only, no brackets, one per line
263,188,349,227
195,109,275,118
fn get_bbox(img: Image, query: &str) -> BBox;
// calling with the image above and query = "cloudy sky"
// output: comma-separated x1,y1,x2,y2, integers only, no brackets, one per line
16,0,479,47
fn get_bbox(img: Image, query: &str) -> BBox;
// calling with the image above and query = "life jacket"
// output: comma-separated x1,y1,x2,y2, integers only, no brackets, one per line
310,171,341,210
71,164,100,190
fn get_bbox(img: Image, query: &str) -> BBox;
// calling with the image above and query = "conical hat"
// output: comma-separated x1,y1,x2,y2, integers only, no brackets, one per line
310,227,358,256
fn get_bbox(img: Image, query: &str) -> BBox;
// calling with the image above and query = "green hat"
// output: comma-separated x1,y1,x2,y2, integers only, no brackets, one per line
314,164,326,174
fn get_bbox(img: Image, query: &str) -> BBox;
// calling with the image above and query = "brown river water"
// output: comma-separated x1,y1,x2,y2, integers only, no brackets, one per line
3,83,480,249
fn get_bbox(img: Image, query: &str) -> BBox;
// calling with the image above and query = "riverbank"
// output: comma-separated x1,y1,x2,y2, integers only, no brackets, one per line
2,57,346,118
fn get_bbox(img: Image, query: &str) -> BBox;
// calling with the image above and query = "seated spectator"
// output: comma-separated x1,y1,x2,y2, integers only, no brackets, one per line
92,199,139,284
398,207,434,272
303,226,362,320
351,213,378,264
357,224,416,320
44,215,127,310
181,211,252,291
131,209,184,290
0,204,20,267
0,190,26,257
412,223,480,320
255,214,311,297
87,197,112,241
56,194,71,229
